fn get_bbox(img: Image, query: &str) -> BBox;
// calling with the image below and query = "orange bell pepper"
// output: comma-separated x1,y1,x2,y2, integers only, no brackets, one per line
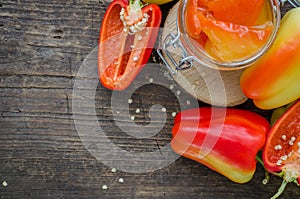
240,8,300,110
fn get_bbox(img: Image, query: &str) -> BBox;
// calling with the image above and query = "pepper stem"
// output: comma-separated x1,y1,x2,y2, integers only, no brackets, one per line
256,155,264,168
255,155,271,184
270,180,288,199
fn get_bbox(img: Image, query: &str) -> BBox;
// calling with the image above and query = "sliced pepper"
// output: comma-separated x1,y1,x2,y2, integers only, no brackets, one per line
171,107,270,183
98,0,162,90
184,0,273,62
240,8,300,109
206,0,265,26
262,99,300,199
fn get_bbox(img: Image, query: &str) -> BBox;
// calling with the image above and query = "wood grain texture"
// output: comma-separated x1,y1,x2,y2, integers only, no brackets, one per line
0,0,299,199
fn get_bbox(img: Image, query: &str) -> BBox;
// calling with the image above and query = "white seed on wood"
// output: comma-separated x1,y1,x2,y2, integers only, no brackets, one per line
169,85,174,90
102,185,108,190
149,78,153,83
281,135,287,140
130,116,135,121
111,168,117,173
162,107,166,112
136,108,140,113
2,181,7,187
128,99,133,104
118,178,124,183
172,112,177,117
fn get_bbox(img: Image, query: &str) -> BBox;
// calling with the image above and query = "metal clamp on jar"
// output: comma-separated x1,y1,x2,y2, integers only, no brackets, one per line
157,0,281,107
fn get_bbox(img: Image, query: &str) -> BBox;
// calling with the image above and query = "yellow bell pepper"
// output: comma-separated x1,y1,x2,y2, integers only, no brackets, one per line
240,8,300,110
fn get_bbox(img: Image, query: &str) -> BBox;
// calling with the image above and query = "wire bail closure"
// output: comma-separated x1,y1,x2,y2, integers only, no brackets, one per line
157,32,195,75
281,0,300,7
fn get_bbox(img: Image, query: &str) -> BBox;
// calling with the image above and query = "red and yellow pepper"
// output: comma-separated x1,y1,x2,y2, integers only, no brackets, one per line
171,107,270,183
98,0,161,90
240,8,300,110
263,99,300,198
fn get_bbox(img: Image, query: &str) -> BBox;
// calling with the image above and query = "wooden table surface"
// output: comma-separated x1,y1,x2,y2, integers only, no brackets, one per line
1,0,299,198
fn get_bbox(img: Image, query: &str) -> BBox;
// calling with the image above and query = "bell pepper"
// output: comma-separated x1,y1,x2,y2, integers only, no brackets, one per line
171,107,270,183
185,0,273,62
98,0,162,90
262,99,300,199
240,8,300,110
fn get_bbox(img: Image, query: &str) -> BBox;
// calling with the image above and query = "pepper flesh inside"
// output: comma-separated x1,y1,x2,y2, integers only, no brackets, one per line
263,99,300,184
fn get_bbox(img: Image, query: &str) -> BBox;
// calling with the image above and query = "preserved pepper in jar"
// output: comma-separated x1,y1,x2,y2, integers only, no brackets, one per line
183,0,278,63
159,0,280,72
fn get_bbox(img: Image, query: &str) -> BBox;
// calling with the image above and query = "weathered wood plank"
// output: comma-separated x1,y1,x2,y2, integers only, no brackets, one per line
0,0,299,199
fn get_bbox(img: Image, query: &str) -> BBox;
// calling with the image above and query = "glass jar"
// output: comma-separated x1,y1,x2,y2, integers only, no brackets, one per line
158,0,281,73
286,0,300,7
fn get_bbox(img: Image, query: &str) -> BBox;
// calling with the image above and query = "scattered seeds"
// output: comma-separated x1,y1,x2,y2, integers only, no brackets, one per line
291,136,296,142
172,112,177,117
136,108,141,113
130,115,135,121
149,78,153,83
128,98,133,104
102,185,108,190
111,168,117,173
118,178,124,183
169,85,174,90
176,90,181,96
274,145,282,150
280,155,288,161
2,181,7,187
162,107,166,112
281,135,287,140
133,56,138,62
276,159,283,166
137,35,143,41
186,100,191,105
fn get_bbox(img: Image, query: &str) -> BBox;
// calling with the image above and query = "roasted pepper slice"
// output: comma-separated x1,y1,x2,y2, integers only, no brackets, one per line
171,107,270,183
240,8,300,110
98,0,161,90
206,0,265,26
185,0,273,62
262,99,300,199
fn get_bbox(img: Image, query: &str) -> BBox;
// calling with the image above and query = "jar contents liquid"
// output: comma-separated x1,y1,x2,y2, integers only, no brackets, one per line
185,0,274,62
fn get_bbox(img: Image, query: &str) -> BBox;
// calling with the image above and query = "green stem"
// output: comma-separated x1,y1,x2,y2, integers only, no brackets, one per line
256,155,265,168
271,180,288,199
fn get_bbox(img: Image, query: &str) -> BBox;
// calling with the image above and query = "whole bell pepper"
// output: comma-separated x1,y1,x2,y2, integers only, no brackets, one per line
240,8,300,110
171,107,270,183
262,99,300,199
98,0,162,90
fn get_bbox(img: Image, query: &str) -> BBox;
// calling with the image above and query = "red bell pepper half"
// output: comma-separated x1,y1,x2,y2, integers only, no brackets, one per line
171,107,270,183
98,0,162,90
262,99,300,199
